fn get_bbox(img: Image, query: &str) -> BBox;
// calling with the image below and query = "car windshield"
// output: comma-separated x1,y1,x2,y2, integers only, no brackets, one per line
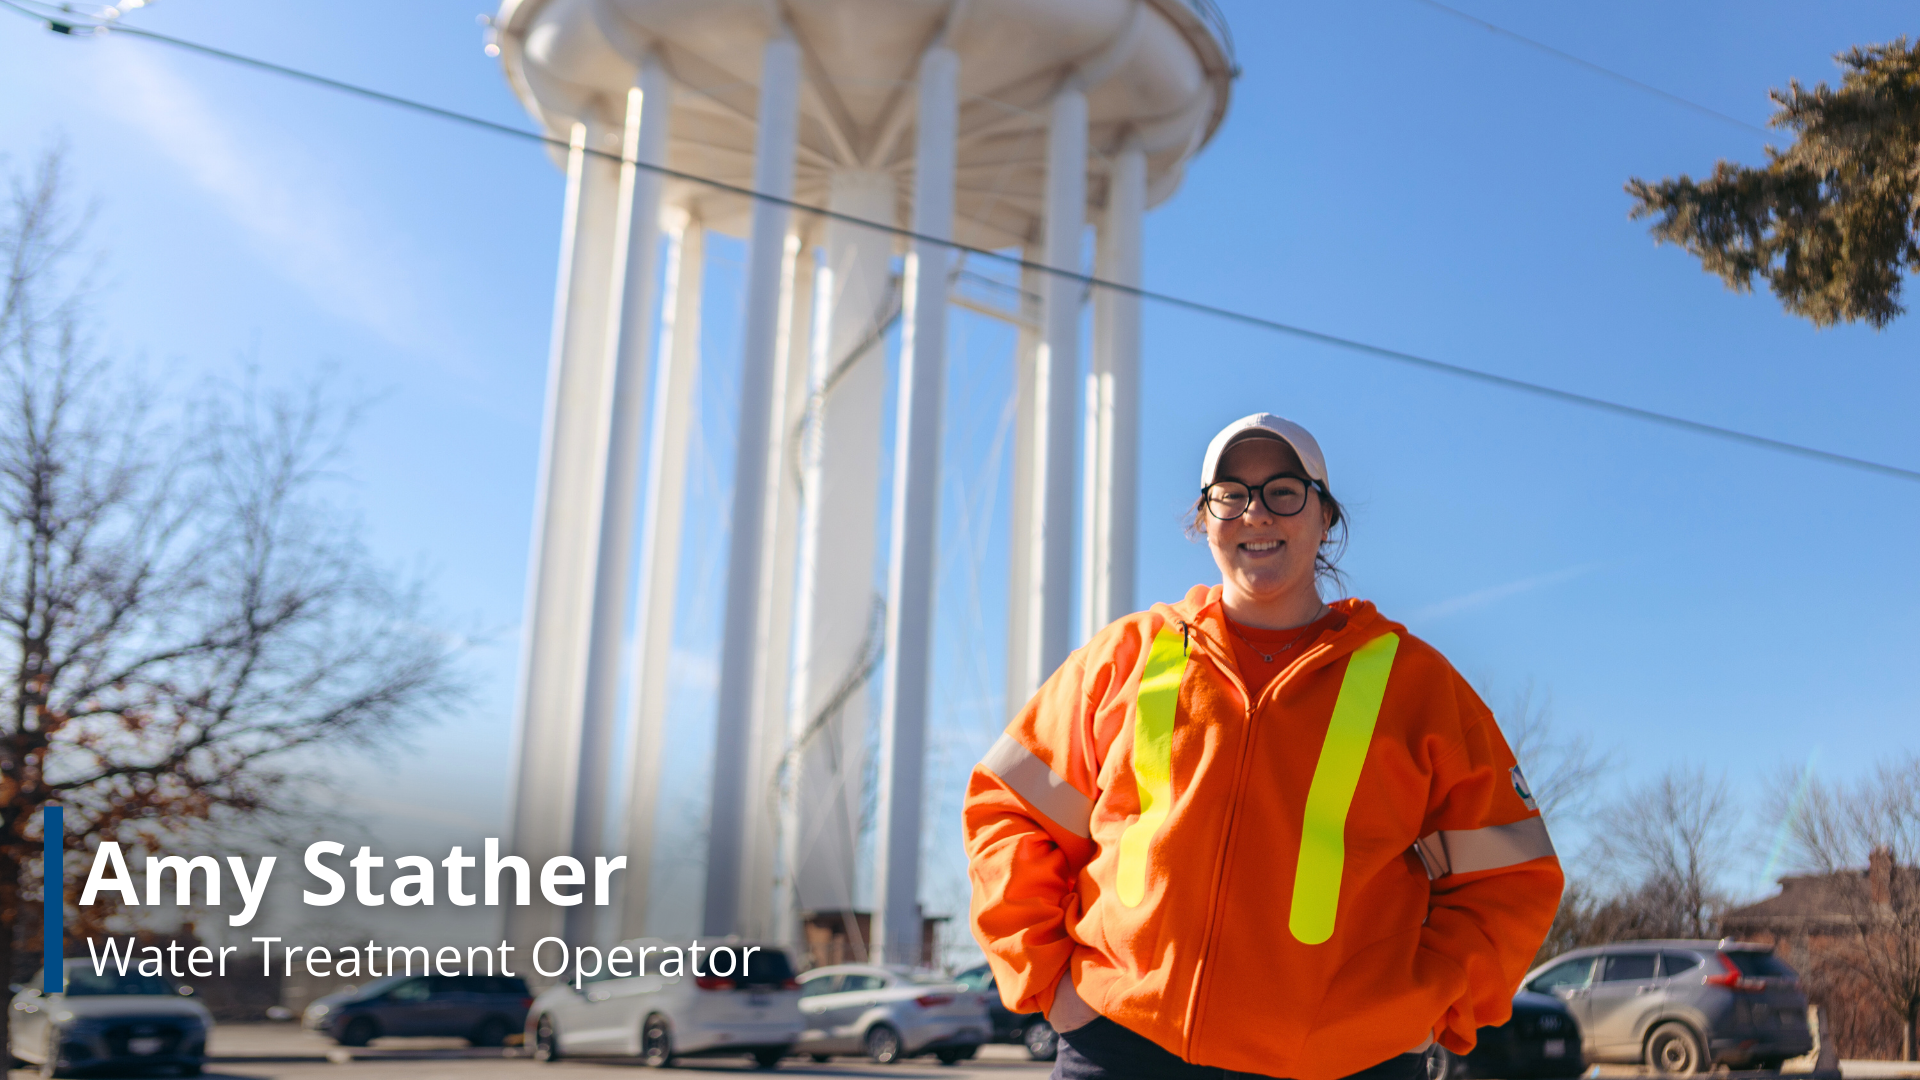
954,968,992,992
739,949,795,987
1528,958,1592,994
63,969,174,996
349,976,407,999
1725,951,1796,978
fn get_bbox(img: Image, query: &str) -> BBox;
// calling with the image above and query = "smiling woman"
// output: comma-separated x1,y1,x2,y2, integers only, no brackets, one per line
965,413,1568,1080
1194,414,1348,631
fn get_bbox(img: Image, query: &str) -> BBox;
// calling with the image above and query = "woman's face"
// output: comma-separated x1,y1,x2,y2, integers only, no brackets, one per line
1205,437,1329,614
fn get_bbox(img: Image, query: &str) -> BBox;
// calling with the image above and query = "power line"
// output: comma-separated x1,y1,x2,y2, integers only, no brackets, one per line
8,2,1916,486
1408,0,1774,137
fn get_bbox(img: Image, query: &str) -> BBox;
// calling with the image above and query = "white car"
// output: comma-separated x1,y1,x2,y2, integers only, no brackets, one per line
527,939,801,1068
9,960,214,1077
795,964,991,1064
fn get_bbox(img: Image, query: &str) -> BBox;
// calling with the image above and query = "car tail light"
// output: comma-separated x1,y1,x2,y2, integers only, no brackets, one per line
1705,953,1766,992
694,975,735,991
914,994,953,1008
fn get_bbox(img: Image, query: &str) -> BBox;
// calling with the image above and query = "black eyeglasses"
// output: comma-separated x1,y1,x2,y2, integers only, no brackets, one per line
1203,473,1322,520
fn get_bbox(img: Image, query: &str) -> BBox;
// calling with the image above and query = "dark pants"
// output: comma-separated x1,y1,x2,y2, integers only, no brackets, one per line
1052,1015,1428,1080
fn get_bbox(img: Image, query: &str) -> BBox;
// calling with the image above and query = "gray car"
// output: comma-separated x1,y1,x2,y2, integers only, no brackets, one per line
1522,940,1811,1073
795,965,990,1065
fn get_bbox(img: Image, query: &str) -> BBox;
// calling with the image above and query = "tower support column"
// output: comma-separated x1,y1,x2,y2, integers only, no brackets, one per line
1084,140,1145,634
618,208,704,940
706,32,801,938
784,170,895,948
1027,82,1087,690
873,40,957,967
742,227,815,943
572,59,673,945
506,115,621,952
1006,252,1041,715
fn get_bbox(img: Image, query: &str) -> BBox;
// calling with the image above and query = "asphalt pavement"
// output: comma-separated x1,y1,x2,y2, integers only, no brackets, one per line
9,1025,1920,1080
6,1023,1053,1080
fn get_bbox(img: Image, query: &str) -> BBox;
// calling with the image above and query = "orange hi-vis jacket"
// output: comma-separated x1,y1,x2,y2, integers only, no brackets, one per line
964,588,1564,1079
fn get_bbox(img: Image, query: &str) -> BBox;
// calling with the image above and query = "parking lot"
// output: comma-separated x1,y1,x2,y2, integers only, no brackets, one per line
5,1024,1053,1080
9,1025,1920,1080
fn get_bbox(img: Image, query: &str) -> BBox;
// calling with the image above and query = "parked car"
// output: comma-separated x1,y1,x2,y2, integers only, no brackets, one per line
527,940,801,1068
8,959,213,1077
795,964,991,1065
1521,940,1812,1073
304,972,531,1047
1428,989,1584,1079
953,964,1057,1060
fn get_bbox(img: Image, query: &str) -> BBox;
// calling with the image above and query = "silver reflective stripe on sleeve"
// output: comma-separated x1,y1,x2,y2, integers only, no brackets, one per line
980,733,1093,839
1413,816,1557,879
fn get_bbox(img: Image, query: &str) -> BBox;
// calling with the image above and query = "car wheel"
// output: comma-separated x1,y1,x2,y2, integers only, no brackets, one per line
810,1053,832,1063
1425,1047,1463,1080
532,1014,562,1063
472,1016,512,1048
1023,1020,1058,1061
864,1024,903,1065
753,1048,785,1069
177,1064,204,1077
640,1013,674,1068
38,1031,67,1079
340,1016,378,1048
1645,1022,1706,1075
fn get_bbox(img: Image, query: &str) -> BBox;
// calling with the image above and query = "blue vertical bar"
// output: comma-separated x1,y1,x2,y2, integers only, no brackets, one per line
42,805,62,995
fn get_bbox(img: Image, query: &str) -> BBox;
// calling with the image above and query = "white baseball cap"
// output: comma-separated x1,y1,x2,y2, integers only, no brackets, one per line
1200,413,1329,488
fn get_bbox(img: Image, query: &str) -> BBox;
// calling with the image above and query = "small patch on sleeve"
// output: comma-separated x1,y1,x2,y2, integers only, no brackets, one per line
1510,765,1539,812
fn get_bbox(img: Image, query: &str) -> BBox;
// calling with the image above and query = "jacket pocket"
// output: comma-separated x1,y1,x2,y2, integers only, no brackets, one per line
1306,929,1467,1063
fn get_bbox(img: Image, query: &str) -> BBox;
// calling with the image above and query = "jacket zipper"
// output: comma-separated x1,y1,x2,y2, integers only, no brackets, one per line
1181,617,1346,1062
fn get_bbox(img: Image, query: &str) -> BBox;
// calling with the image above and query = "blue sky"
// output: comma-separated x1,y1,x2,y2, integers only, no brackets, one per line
4,1,1915,947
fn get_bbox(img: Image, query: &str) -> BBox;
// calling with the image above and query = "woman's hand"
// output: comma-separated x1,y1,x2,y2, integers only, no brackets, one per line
1047,974,1100,1033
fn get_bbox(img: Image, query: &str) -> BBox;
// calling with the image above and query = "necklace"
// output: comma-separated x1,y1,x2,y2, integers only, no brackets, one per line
1230,605,1328,663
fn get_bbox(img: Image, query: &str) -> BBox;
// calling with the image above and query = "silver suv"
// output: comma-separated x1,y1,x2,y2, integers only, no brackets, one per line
1522,940,1811,1074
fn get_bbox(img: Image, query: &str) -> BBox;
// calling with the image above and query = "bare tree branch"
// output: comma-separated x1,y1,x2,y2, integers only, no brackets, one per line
1591,765,1740,940
0,147,469,1033
1779,756,1920,1059
1494,681,1610,822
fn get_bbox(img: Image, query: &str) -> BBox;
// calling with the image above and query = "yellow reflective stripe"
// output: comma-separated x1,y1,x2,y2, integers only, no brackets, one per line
1116,628,1188,907
1289,632,1400,944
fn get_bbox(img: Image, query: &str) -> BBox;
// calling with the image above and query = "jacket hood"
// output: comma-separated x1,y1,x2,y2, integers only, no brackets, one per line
1150,585,1404,676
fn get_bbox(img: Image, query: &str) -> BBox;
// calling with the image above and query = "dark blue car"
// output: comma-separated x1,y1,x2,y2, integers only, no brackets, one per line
1430,990,1586,1080
303,973,532,1047
954,965,1057,1060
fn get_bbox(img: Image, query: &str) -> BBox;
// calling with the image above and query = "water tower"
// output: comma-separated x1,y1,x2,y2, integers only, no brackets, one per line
492,0,1232,963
